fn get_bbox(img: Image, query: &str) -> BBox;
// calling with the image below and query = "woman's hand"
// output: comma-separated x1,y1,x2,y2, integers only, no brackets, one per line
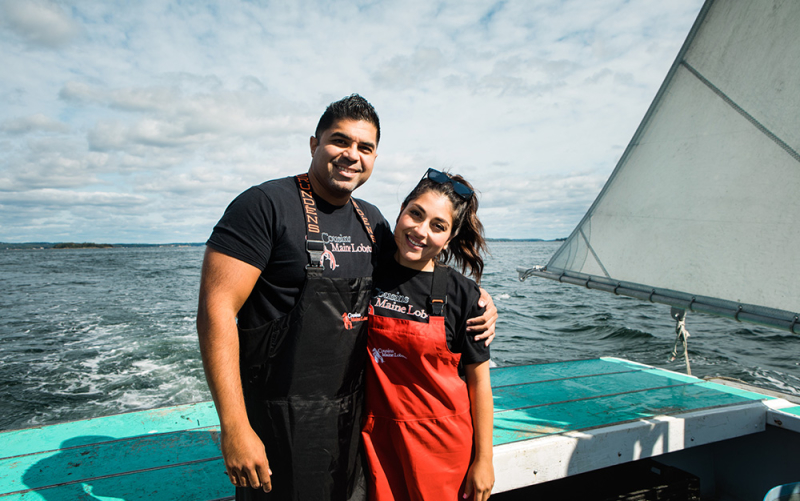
464,457,494,501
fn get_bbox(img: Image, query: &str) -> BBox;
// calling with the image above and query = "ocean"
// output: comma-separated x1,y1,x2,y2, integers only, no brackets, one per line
1,242,799,431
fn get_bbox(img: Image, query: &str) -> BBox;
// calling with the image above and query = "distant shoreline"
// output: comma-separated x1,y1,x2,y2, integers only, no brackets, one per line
0,242,206,250
1,239,564,250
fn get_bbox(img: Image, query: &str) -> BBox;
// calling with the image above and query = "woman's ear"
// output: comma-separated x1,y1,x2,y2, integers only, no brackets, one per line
443,232,456,251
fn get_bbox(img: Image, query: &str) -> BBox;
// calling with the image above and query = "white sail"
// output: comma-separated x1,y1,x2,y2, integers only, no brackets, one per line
534,0,800,332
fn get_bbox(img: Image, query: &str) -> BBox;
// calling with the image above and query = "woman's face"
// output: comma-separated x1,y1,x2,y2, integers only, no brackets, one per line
394,190,454,271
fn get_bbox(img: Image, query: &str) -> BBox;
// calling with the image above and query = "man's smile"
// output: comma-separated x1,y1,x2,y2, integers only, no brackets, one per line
333,162,359,176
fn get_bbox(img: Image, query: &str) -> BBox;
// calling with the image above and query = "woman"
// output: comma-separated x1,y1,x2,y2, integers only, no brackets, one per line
362,169,494,501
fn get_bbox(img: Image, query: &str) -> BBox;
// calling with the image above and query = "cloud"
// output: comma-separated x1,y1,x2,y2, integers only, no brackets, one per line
0,0,81,48
353,151,607,240
0,188,147,208
60,80,314,155
0,136,106,191
1,113,70,134
0,0,706,243
372,48,446,90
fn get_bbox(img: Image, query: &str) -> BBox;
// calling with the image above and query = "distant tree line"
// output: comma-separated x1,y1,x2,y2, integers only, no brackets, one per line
0,242,206,250
53,242,114,249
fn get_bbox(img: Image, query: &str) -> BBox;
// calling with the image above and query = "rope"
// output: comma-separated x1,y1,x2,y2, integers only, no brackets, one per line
670,314,692,375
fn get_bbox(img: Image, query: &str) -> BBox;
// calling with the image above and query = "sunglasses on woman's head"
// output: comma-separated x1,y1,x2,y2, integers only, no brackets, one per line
422,169,473,200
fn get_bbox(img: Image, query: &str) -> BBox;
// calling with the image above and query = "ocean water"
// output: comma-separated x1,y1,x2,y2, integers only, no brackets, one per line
1,242,799,431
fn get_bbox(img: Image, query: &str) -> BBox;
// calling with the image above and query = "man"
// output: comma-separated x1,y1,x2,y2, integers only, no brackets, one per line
197,94,496,500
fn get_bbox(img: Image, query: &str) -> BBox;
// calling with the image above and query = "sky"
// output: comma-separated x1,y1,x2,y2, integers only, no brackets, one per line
0,0,705,243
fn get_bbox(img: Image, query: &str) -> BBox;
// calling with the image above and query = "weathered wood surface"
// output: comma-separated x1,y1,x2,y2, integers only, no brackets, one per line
0,358,782,499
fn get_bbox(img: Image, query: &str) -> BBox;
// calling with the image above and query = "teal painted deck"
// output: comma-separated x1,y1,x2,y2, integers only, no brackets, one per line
778,406,800,417
0,358,778,500
0,402,228,500
491,357,772,446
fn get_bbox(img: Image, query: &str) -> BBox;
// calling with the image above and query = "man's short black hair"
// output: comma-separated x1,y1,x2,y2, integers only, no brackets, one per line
315,94,381,144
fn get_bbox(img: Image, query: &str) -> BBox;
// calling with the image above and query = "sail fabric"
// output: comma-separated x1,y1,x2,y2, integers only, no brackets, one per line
547,0,800,321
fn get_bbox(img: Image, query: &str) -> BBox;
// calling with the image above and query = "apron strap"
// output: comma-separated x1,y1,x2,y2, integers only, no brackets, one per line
296,174,325,270
429,265,448,316
350,198,379,271
295,173,376,271
350,199,376,245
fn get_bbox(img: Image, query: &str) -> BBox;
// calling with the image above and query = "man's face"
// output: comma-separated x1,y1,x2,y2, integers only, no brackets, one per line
308,119,378,205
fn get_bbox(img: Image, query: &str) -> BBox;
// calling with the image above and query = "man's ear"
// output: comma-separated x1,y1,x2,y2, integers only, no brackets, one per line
309,135,318,157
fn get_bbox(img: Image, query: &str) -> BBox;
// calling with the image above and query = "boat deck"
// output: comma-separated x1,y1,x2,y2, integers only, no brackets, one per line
491,357,797,493
2,357,797,499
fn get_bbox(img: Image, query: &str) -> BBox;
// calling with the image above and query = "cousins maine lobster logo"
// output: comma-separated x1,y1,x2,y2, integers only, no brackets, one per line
341,312,367,330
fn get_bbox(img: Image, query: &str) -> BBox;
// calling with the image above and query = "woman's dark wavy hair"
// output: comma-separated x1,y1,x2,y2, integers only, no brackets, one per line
400,172,487,282
315,94,381,144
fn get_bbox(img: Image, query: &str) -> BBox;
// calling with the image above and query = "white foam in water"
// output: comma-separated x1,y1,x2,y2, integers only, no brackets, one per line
131,359,163,374
116,391,164,411
755,369,800,396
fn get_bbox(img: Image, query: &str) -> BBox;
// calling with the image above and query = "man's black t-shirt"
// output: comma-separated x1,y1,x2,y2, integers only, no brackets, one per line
370,258,490,366
207,176,393,326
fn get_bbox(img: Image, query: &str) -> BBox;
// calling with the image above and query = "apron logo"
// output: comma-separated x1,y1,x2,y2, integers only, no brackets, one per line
342,312,367,330
321,247,337,270
371,347,407,364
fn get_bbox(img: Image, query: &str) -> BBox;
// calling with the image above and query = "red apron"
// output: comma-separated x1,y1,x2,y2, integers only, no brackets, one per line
362,267,473,501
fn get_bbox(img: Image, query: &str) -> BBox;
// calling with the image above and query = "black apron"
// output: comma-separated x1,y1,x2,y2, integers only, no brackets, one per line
236,174,375,501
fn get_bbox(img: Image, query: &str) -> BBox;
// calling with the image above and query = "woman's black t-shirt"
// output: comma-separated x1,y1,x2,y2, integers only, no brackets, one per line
370,257,490,365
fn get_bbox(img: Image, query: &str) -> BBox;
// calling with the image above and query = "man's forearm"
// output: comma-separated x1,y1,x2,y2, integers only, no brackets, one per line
197,302,249,429
196,247,263,429
196,248,272,490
